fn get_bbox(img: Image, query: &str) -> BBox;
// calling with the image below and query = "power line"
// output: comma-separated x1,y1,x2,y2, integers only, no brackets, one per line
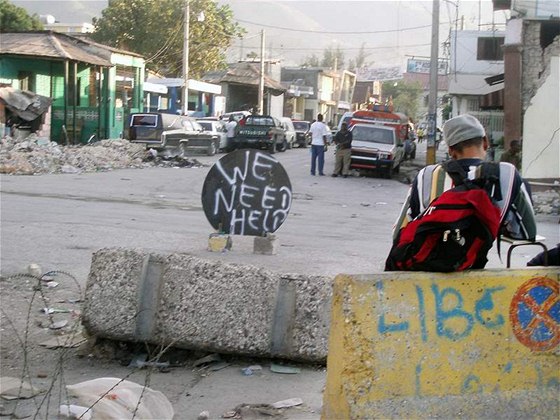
230,42,433,52
233,18,441,34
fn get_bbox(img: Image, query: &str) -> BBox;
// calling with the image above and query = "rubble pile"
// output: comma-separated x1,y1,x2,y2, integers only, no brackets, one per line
532,188,560,216
0,135,204,175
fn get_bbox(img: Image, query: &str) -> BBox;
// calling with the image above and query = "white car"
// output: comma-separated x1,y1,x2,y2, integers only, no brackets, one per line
279,117,296,149
197,119,228,151
349,123,404,178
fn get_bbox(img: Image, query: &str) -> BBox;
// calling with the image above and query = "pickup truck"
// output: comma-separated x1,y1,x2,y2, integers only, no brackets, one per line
349,123,405,178
233,115,287,154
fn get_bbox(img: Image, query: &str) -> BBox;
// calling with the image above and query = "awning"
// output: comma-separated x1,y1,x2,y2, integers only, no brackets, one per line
0,87,52,121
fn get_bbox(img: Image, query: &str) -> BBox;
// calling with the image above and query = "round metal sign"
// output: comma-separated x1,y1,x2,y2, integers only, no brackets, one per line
201,149,292,236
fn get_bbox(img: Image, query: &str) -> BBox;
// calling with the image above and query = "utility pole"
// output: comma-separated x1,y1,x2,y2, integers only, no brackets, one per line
182,0,190,115
426,0,440,165
258,29,265,114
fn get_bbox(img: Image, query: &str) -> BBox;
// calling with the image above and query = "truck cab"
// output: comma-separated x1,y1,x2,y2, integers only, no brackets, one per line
349,123,404,178
234,115,288,154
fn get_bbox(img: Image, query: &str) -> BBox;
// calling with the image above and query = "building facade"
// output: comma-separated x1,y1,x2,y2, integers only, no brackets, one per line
447,29,506,141
0,31,145,143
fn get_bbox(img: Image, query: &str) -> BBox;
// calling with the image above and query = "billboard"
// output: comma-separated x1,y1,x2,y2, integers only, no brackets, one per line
407,58,448,75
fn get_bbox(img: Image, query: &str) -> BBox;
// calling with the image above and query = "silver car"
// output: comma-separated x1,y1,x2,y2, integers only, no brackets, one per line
197,119,228,151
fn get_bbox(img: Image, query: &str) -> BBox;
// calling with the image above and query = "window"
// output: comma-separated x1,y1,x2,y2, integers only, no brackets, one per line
467,98,480,112
18,72,34,91
131,115,157,127
477,37,504,61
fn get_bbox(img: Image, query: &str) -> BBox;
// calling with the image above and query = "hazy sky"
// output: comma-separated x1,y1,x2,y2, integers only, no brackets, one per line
219,0,508,68
13,0,508,69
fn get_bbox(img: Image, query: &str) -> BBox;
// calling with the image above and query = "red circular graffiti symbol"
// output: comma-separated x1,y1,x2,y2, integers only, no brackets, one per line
509,277,560,351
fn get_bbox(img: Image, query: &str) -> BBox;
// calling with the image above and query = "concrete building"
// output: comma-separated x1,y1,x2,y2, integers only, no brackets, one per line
494,0,559,179
281,67,356,126
203,62,285,118
447,29,506,141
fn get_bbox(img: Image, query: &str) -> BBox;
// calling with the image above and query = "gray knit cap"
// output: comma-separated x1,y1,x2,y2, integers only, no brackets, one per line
443,114,486,147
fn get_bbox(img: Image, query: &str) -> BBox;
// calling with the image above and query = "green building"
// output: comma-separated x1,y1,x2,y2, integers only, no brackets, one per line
0,31,145,143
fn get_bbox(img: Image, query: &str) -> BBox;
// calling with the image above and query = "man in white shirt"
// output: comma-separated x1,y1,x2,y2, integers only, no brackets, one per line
308,113,330,176
225,115,237,151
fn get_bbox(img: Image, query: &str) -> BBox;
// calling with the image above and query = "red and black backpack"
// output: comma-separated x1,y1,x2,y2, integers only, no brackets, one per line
385,160,502,272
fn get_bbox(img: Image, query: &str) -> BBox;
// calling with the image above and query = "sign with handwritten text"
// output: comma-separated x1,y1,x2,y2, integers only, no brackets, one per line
201,150,292,236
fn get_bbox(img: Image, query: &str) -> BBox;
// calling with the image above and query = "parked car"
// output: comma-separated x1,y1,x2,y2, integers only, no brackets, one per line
197,119,228,151
292,120,311,147
279,117,296,149
234,115,287,153
127,112,220,156
349,123,405,178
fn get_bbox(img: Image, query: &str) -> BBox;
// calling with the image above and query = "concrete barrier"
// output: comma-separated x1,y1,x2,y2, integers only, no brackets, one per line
82,248,332,362
323,269,560,418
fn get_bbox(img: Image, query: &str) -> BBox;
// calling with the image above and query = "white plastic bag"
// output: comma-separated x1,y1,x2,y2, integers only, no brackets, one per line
66,377,174,420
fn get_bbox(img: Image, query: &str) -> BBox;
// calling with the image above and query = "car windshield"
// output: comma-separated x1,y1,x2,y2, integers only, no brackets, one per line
293,121,309,130
198,122,212,131
351,126,394,145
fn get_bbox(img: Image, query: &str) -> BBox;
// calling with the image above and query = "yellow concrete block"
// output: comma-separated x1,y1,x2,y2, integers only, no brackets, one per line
323,268,560,419
207,233,232,252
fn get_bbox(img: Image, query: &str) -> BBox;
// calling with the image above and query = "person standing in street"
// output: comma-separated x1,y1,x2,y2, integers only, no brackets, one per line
225,115,237,152
332,122,353,178
309,113,330,176
500,139,522,170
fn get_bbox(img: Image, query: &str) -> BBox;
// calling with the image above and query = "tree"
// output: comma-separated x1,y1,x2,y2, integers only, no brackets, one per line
300,53,319,67
348,43,371,71
0,0,43,32
382,80,423,121
91,0,244,77
320,46,344,69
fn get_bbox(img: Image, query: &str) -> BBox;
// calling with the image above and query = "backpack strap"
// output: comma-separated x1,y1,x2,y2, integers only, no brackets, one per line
477,162,502,202
441,159,468,187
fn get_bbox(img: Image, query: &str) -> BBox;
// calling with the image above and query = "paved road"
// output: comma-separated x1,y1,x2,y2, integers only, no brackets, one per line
1,142,558,418
2,142,557,281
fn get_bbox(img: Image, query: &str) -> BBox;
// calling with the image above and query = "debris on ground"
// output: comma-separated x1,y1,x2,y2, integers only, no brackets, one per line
271,398,303,409
223,403,285,419
241,365,263,376
66,377,174,420
0,134,206,175
59,404,92,420
39,333,86,349
270,363,301,374
128,354,171,372
193,353,222,368
0,377,43,400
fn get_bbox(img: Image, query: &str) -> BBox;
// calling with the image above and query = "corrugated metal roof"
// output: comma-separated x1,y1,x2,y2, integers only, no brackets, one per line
0,32,115,66
203,62,285,95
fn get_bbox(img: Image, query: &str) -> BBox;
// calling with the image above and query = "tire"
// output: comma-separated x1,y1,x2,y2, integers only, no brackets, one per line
277,138,288,152
207,141,217,156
